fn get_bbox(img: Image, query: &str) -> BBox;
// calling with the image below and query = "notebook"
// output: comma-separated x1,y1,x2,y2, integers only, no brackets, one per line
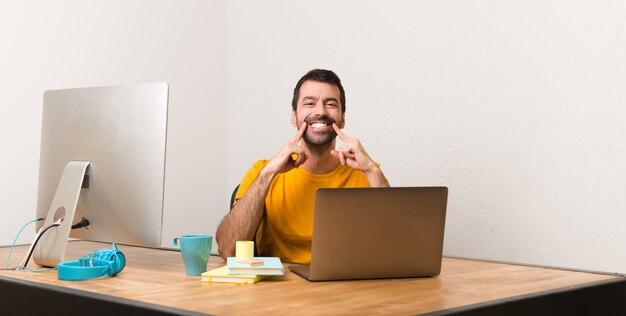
201,266,270,284
226,257,284,275
289,187,448,281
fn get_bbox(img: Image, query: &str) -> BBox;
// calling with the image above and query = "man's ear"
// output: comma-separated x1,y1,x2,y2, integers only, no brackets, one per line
291,110,297,127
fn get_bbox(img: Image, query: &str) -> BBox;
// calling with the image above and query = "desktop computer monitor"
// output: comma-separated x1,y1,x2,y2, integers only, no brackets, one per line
33,82,169,267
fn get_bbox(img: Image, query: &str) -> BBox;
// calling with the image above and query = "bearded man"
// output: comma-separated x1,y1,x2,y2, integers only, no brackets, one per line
216,69,389,263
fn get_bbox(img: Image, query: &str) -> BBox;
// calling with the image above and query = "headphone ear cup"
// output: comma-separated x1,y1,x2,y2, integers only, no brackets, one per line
110,250,126,275
95,248,126,275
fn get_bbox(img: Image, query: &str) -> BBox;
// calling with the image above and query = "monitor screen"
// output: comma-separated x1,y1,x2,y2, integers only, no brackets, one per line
33,82,168,266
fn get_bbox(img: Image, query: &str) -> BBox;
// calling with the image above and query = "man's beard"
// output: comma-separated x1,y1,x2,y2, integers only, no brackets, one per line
302,115,338,147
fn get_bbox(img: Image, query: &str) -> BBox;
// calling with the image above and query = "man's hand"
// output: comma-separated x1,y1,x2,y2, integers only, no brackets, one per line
330,123,377,173
262,123,308,176
331,123,390,187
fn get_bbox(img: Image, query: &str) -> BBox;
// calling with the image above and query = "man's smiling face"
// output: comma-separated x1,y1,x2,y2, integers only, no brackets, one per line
292,80,345,148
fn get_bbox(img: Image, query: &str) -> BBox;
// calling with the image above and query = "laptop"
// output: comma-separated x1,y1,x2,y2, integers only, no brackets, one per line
289,187,448,281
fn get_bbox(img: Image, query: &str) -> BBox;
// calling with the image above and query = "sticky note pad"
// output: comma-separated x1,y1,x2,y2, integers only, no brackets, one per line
236,241,254,260
236,259,264,267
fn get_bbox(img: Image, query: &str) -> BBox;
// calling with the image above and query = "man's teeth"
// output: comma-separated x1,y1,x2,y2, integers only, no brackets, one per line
310,122,328,128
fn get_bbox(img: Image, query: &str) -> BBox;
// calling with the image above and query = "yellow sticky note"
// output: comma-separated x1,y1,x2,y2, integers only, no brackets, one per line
236,241,254,261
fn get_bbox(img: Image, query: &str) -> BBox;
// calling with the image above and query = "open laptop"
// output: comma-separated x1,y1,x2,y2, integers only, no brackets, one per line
289,187,448,281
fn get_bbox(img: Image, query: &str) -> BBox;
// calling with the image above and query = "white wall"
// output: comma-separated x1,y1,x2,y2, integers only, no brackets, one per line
2,0,626,274
227,0,626,273
0,1,226,251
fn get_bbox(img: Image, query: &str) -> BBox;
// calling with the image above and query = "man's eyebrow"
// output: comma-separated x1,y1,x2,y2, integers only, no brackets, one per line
323,97,339,103
302,96,318,101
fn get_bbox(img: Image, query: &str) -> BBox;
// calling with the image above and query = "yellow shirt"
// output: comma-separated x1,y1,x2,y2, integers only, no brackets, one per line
234,160,371,263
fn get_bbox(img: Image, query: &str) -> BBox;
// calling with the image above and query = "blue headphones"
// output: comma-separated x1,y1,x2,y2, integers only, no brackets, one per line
57,244,126,281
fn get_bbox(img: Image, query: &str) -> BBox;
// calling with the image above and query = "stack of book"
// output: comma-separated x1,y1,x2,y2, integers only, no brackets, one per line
201,257,284,284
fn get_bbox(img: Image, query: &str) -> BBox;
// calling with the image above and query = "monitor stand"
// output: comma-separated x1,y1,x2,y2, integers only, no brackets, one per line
33,160,90,267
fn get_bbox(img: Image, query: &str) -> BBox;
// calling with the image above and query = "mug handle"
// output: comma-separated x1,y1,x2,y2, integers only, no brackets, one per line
173,237,180,249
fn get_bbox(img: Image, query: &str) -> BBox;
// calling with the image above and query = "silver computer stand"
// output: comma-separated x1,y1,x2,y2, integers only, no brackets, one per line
32,161,90,267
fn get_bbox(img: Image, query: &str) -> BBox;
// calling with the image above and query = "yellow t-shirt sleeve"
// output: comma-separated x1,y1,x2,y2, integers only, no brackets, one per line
232,160,269,206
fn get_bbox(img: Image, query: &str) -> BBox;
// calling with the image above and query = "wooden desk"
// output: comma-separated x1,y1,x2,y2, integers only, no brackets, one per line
0,241,624,315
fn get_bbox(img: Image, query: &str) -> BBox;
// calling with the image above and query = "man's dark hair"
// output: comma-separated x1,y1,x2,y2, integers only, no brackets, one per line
291,69,346,113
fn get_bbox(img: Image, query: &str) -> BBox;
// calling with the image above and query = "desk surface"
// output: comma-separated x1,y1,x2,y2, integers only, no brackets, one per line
0,241,621,315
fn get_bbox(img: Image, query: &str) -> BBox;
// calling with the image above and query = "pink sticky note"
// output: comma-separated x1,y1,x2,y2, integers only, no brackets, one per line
237,259,264,266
